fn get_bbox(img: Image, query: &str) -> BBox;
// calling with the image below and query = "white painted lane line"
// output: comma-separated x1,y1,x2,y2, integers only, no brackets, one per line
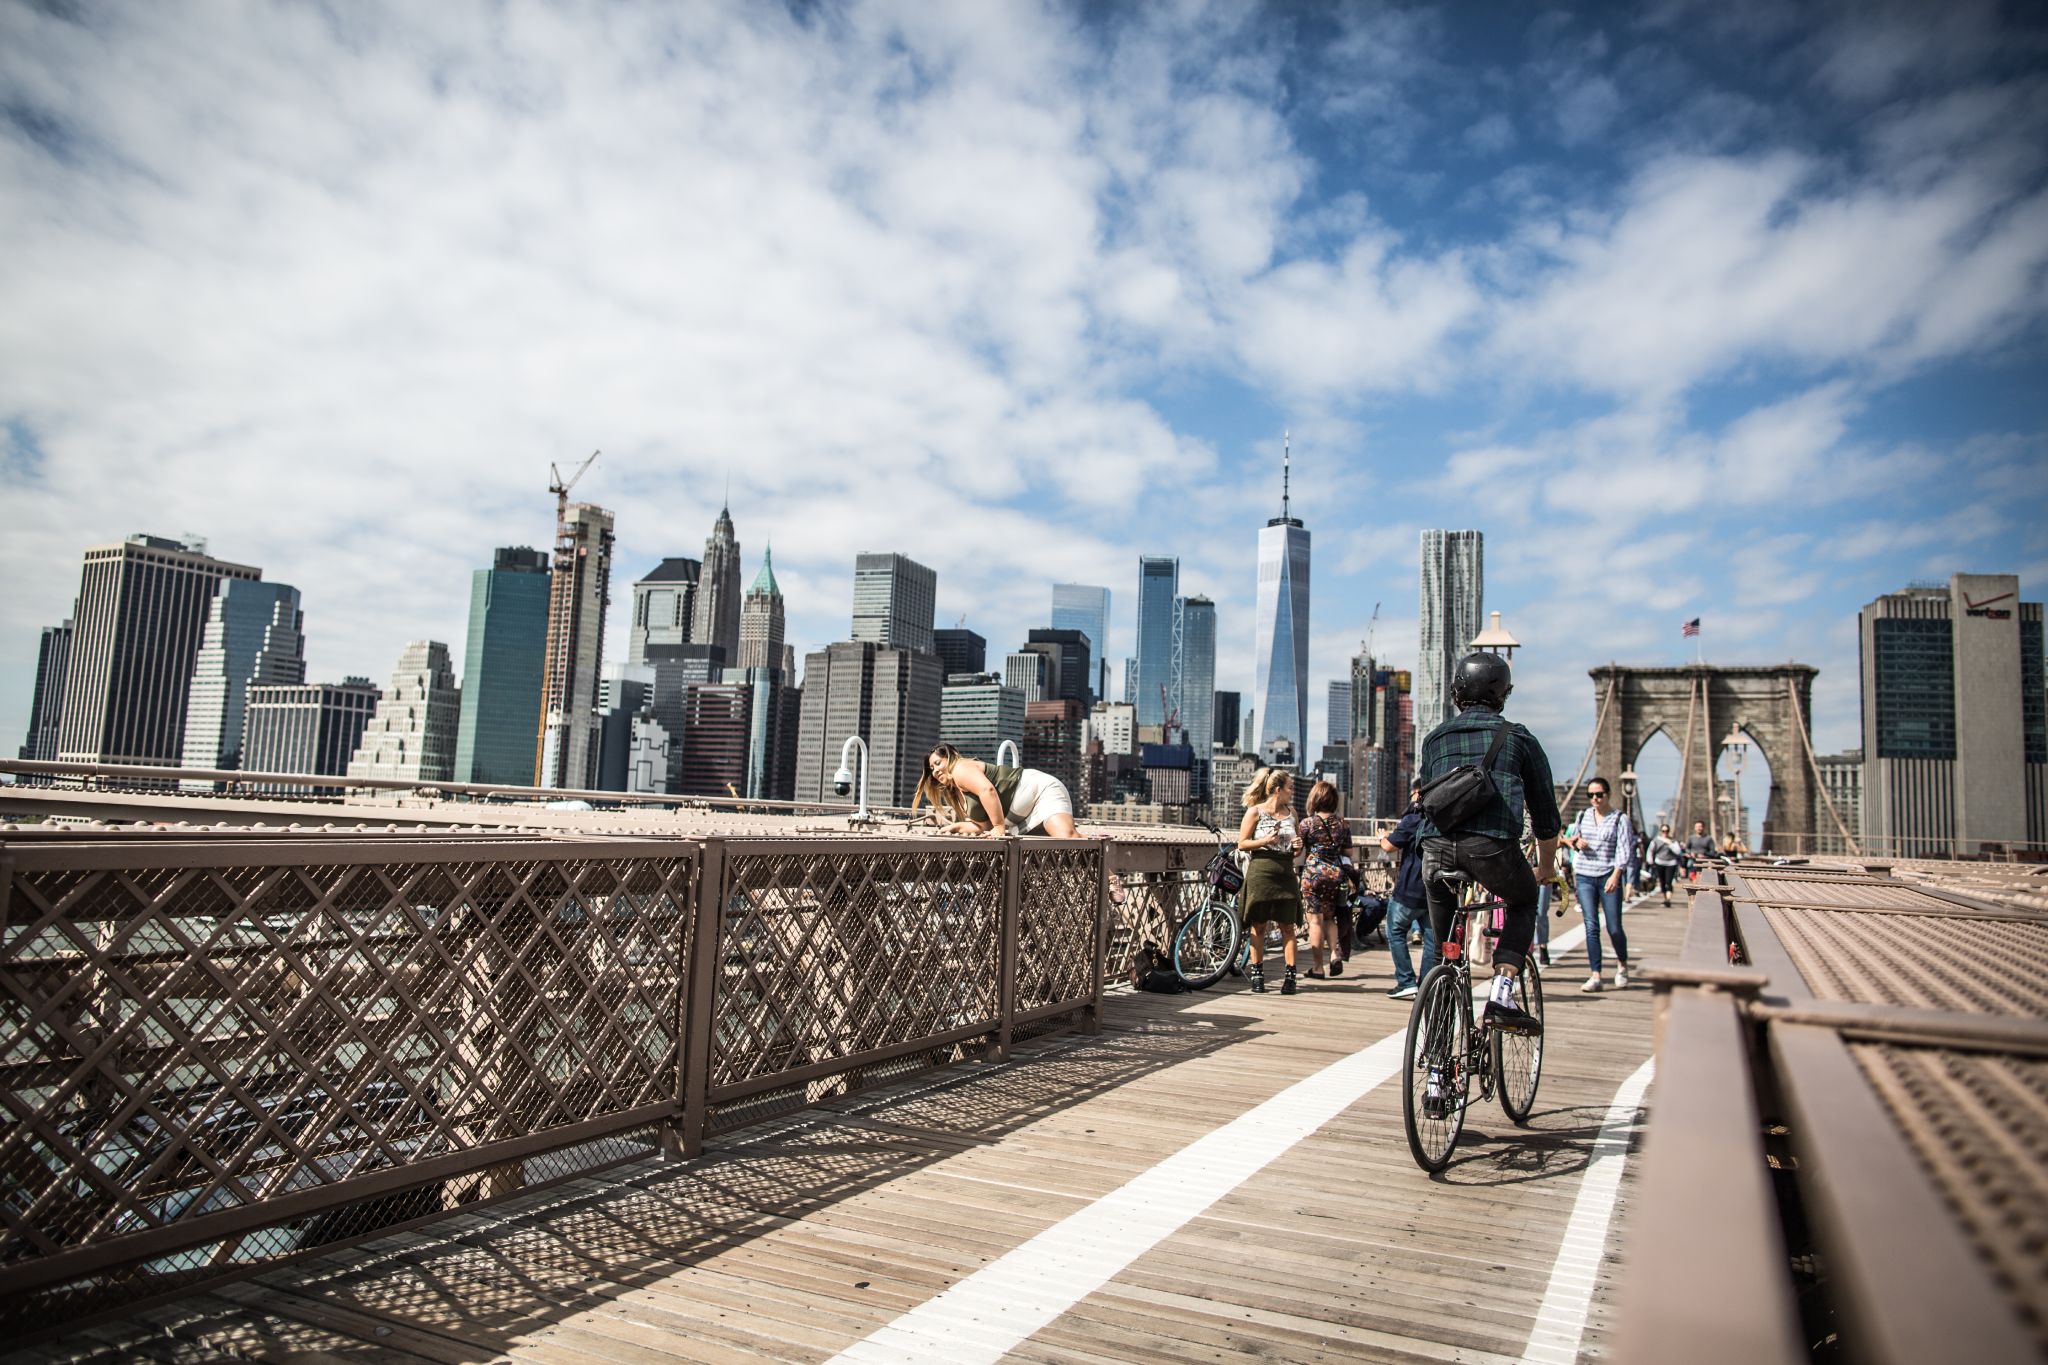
825,1029,1411,1365
1517,1055,1657,1365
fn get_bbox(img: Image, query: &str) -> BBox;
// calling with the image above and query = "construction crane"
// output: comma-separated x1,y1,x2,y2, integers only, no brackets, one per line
549,450,601,534
1365,601,1380,659
1158,684,1180,745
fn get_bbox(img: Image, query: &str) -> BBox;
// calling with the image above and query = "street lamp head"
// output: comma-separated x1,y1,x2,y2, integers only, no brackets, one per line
1619,766,1639,799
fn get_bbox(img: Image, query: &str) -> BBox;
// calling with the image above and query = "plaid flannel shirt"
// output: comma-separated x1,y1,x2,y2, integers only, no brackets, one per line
1415,706,1562,843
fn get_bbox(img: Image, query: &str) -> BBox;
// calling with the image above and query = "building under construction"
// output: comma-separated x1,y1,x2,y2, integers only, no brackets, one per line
536,458,615,789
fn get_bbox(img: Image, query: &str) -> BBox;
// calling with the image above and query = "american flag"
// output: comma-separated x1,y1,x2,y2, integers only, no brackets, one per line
1681,618,1701,638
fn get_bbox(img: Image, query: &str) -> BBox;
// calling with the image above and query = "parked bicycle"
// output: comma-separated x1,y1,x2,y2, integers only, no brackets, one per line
1171,842,1248,989
1401,871,1545,1172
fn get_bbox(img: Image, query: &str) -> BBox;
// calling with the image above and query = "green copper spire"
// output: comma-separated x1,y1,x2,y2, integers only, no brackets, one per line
748,543,780,596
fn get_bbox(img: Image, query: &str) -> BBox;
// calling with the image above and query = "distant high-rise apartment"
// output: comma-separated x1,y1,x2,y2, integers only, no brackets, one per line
851,553,937,655
348,642,461,785
793,640,941,808
18,616,73,762
740,666,803,801
56,534,262,766
737,545,786,671
595,662,656,793
1004,651,1046,704
1024,699,1086,803
934,628,987,679
678,683,752,798
1860,575,2045,855
1348,652,1377,745
1814,748,1864,855
1024,628,1093,710
1123,656,1137,705
1052,583,1110,701
641,644,726,794
1416,529,1484,743
1134,558,1177,726
629,557,700,662
1089,701,1136,756
1326,679,1352,752
454,546,550,787
181,580,305,780
538,503,614,789
692,506,743,664
1173,595,1216,799
1212,691,1240,748
244,678,380,796
941,674,1025,765
1254,481,1311,756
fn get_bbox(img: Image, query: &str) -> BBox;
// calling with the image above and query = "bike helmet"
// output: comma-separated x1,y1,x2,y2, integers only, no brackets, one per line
1449,651,1514,710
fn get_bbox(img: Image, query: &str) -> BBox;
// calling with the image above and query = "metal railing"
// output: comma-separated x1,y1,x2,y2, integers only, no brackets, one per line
0,825,1163,1337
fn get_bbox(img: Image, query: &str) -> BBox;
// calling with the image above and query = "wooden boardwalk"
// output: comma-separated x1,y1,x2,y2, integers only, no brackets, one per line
11,897,1682,1365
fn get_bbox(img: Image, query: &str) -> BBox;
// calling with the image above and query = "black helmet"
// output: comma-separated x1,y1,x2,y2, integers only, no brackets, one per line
1450,652,1513,710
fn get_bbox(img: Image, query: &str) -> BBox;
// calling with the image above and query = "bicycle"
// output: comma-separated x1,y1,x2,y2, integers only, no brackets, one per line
1171,843,1248,989
1401,871,1546,1173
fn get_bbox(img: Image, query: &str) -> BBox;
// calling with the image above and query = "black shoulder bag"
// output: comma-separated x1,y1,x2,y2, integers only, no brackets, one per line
1416,719,1512,834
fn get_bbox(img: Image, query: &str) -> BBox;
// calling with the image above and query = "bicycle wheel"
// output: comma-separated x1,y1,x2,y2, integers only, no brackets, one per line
1171,899,1243,989
1402,965,1471,1172
1493,961,1545,1124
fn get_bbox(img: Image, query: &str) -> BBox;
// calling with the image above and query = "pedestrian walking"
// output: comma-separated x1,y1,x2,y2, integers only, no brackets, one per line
1236,768,1304,995
1647,823,1684,906
1684,820,1715,879
1378,783,1439,1000
1297,781,1354,979
1564,779,1635,991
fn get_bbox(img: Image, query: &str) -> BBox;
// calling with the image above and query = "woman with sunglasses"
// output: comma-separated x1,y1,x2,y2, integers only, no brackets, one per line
1563,779,1635,991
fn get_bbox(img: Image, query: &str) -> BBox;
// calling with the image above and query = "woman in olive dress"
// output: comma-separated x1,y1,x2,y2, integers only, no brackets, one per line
1237,767,1304,995
914,744,1078,838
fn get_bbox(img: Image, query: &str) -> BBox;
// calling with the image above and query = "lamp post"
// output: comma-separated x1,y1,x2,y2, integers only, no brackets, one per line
832,734,871,823
1720,727,1749,852
1468,611,1520,659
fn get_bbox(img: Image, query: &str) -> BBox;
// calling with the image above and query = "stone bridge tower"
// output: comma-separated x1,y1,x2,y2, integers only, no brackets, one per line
1587,663,1818,854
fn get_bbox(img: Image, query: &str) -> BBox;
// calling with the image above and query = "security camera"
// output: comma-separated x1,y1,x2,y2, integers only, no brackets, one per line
832,765,853,797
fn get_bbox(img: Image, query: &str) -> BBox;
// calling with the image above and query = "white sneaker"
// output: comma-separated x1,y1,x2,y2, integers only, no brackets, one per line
1580,975,1603,993
1615,964,1630,989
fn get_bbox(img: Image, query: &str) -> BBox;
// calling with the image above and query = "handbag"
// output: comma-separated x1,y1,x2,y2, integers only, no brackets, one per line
1416,719,1512,834
1203,845,1244,896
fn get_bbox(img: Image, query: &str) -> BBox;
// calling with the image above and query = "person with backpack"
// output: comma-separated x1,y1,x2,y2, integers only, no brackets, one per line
1413,653,1560,1036
1236,767,1304,995
1297,780,1355,978
1378,781,1437,1000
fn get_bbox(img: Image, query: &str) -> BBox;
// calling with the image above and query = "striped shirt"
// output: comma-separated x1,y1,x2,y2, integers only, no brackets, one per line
1571,808,1634,875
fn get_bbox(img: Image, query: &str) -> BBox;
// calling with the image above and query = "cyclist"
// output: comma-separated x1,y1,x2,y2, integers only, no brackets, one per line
1415,652,1561,1036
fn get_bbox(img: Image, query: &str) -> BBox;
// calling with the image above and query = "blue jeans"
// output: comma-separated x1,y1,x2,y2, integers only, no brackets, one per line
1576,870,1628,975
1386,896,1440,991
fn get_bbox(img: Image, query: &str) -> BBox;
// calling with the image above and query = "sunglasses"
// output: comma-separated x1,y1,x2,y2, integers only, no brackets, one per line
1589,790,1609,799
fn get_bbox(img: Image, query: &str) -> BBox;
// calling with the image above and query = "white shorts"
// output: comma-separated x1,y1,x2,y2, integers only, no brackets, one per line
1008,769,1074,831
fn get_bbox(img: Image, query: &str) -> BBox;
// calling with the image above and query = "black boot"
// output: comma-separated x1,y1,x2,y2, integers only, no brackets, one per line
1280,966,1299,996
1248,963,1267,993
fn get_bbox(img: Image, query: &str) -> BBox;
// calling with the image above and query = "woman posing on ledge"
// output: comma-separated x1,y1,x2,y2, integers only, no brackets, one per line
915,744,1078,839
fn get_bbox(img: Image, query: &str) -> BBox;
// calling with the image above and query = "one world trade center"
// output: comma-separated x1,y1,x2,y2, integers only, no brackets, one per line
1254,436,1310,760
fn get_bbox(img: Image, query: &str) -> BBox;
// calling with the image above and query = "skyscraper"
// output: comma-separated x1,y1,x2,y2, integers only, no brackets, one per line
1004,651,1046,704
1172,595,1216,799
538,503,614,789
1135,557,1178,726
738,545,786,671
59,534,262,766
1326,679,1352,751
244,678,380,796
629,557,700,662
1024,628,1093,709
1212,691,1240,748
1860,574,2045,855
595,662,656,793
792,640,941,807
454,546,551,787
18,617,72,763
1416,529,1484,742
348,642,461,785
181,579,305,777
1254,445,1310,755
851,552,937,654
933,628,987,679
691,505,742,664
941,674,1025,765
741,666,803,801
1053,583,1111,702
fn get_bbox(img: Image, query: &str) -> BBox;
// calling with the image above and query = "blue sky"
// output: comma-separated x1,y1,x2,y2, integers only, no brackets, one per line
2,0,2043,820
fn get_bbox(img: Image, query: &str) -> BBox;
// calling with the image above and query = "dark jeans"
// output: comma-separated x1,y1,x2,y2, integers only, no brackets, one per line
1421,834,1540,972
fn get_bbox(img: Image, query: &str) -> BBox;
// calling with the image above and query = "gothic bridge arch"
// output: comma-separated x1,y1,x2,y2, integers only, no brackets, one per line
1588,664,1817,853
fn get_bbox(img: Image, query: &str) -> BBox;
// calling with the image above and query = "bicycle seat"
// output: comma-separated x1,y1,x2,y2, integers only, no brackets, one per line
1435,871,1474,888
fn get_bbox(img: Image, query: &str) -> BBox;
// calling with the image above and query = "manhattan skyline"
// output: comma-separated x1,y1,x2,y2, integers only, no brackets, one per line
2,2,2044,774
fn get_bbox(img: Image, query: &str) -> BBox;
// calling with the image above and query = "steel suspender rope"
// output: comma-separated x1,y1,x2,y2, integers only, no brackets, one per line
1672,673,1699,835
1786,676,1861,855
1559,675,1619,816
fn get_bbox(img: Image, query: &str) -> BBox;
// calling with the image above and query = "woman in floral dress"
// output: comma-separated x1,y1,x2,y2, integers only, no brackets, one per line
1297,780,1355,979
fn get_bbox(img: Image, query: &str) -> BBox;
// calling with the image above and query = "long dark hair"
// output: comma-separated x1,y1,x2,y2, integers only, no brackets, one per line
914,743,971,822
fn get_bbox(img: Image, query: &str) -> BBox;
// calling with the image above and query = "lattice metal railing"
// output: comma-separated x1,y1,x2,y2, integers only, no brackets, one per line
0,836,693,1333
1106,867,1207,981
0,828,1138,1337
